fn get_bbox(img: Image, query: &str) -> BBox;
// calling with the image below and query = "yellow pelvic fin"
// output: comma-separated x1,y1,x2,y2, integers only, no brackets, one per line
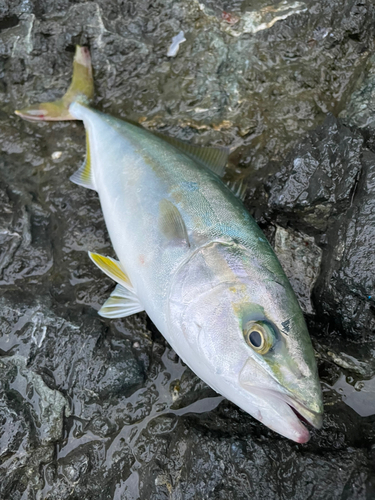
88,253,132,290
159,199,190,245
153,132,229,177
70,131,96,190
15,46,94,122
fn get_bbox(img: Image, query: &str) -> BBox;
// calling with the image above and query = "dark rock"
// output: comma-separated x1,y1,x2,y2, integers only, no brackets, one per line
316,148,375,342
137,404,375,500
0,355,60,500
268,115,363,231
273,225,322,315
0,178,53,285
340,53,375,140
261,115,375,348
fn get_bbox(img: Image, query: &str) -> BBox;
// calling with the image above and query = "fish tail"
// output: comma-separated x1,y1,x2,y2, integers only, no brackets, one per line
15,46,94,122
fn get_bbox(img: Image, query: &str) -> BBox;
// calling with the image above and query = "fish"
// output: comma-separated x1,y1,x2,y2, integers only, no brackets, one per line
16,46,323,443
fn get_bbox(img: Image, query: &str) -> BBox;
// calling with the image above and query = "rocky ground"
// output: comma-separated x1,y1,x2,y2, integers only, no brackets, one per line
0,0,375,499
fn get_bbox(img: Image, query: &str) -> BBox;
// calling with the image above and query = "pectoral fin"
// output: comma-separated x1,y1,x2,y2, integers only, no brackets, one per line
159,199,189,246
88,252,132,290
89,253,144,319
99,284,144,318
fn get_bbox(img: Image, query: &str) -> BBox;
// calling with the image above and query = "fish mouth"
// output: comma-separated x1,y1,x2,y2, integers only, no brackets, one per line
238,358,323,442
282,393,323,430
249,386,323,442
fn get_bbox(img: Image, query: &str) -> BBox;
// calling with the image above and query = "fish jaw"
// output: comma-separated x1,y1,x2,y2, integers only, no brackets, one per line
201,363,321,442
278,392,323,431
238,384,323,442
237,356,323,442
237,386,313,443
227,359,323,443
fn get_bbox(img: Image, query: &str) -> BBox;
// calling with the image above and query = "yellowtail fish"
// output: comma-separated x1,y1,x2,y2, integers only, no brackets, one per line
16,46,323,442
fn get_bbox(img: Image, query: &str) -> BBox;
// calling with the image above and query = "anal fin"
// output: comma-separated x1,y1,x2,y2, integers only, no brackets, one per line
99,284,144,318
70,131,96,190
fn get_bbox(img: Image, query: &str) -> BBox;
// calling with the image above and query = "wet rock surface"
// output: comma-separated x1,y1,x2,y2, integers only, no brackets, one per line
1,0,375,499
273,225,322,315
251,115,375,358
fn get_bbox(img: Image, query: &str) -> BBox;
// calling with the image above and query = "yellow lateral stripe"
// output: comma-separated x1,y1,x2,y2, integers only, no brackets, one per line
89,252,132,287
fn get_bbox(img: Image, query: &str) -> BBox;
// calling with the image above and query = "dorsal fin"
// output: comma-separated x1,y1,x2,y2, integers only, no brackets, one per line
70,131,96,190
153,132,229,177
226,179,247,201
159,199,190,246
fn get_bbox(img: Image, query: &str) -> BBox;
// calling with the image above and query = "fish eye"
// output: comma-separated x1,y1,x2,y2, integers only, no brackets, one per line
243,322,273,355
249,329,262,348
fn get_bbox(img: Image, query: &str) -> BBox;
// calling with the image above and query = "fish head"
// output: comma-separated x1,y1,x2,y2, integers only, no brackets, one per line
169,241,323,443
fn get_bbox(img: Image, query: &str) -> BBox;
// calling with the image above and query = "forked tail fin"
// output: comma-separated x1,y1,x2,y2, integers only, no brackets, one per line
15,46,94,122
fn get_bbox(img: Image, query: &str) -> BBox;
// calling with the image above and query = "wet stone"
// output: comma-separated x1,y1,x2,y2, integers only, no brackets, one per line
264,115,375,343
0,397,30,460
268,115,363,231
320,148,375,339
0,354,70,445
41,441,136,500
0,180,53,285
0,357,57,500
137,407,375,500
340,53,375,137
273,225,322,315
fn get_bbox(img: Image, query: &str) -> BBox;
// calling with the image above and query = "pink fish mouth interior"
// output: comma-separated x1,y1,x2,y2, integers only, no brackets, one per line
267,388,323,428
283,393,323,430
272,391,323,443
289,405,311,426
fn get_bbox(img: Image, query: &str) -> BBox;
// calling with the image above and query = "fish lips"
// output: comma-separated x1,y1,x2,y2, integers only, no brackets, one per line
238,362,322,442
241,382,323,443
251,386,323,429
283,392,323,430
